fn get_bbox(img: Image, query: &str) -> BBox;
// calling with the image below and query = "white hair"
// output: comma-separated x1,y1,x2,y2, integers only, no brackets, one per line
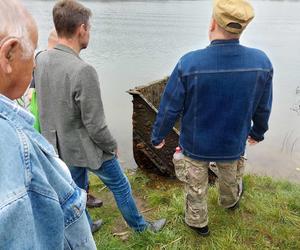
0,0,36,58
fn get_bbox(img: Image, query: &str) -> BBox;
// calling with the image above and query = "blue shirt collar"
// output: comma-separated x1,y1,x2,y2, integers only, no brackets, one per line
0,94,35,126
210,39,240,46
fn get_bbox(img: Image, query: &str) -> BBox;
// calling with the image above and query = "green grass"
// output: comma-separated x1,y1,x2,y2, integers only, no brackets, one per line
88,170,300,250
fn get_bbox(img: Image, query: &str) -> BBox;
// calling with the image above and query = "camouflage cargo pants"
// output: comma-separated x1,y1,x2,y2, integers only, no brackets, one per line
173,156,245,228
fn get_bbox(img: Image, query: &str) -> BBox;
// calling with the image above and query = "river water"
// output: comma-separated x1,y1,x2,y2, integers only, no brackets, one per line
24,0,300,182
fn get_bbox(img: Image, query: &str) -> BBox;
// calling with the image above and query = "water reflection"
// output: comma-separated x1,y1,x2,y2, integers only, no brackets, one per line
291,86,300,115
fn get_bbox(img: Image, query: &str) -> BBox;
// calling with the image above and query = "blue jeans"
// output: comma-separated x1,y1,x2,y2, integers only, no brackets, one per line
69,157,147,232
68,167,93,226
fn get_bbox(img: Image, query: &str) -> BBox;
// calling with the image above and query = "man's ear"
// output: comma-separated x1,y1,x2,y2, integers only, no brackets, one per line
210,18,217,32
0,38,20,74
78,24,86,37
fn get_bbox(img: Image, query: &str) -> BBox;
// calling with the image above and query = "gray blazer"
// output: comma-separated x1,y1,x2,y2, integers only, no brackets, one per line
35,44,117,169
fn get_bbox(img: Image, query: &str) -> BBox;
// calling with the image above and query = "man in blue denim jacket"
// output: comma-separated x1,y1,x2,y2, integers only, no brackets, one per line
0,0,96,249
152,0,273,236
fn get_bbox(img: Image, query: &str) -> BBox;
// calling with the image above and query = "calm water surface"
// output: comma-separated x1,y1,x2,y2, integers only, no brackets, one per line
24,0,300,182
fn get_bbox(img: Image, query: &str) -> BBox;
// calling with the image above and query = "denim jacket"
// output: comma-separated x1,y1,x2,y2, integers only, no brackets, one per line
152,39,273,161
0,95,96,249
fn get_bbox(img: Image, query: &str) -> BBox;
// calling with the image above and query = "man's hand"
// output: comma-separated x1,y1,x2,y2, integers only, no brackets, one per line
247,136,258,146
154,139,165,149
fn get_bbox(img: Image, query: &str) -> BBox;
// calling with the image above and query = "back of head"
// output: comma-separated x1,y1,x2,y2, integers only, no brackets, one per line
0,0,37,58
213,0,254,35
53,0,92,39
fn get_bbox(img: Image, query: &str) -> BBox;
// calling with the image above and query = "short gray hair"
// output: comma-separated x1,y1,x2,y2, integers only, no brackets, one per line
0,0,36,58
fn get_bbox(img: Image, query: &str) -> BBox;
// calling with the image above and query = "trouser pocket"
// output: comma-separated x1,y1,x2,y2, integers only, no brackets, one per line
173,158,187,183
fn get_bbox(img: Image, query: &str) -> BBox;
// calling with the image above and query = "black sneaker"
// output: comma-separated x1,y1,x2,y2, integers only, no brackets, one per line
189,225,210,237
91,219,103,233
147,218,166,232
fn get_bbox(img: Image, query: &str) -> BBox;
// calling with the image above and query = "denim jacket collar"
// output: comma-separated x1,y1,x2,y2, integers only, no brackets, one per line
210,39,240,46
0,94,57,157
0,94,35,126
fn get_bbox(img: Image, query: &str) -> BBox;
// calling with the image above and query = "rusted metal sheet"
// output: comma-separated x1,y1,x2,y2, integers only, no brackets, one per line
128,77,217,183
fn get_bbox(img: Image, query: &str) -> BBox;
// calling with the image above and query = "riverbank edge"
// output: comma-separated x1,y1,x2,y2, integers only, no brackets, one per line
89,170,300,249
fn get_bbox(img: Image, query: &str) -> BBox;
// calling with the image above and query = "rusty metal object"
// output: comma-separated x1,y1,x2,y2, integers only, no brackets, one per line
128,78,217,183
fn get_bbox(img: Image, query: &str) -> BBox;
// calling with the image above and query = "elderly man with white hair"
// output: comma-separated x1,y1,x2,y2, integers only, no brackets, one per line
0,0,96,249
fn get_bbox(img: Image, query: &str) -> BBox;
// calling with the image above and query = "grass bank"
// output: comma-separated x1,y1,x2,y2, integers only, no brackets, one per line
89,170,300,250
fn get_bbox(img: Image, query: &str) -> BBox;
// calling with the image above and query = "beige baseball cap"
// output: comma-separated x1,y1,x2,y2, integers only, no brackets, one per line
213,0,255,34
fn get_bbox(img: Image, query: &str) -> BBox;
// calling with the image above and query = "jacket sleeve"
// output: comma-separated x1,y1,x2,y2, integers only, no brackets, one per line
74,65,117,153
249,69,273,141
62,187,97,250
0,123,33,249
151,61,185,146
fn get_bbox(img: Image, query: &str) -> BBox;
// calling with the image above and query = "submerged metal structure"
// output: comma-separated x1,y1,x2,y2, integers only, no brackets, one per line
128,77,217,182
128,77,176,176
